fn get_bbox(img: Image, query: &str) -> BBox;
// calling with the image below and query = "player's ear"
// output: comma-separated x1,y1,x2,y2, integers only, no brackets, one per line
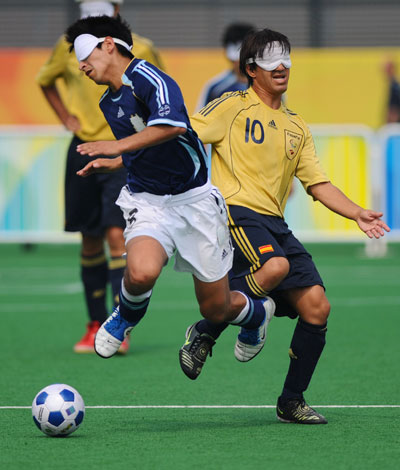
103,36,116,53
246,64,257,78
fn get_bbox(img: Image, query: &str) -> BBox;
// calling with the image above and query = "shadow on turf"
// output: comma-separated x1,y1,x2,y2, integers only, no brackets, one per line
119,412,281,432
31,433,85,440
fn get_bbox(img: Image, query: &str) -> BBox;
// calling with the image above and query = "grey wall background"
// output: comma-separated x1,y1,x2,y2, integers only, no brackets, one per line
0,0,399,48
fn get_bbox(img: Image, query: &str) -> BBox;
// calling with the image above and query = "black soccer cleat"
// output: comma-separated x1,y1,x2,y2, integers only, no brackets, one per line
276,397,328,424
179,322,215,380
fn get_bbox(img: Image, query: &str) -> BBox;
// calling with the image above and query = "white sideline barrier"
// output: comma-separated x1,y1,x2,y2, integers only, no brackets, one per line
0,124,398,255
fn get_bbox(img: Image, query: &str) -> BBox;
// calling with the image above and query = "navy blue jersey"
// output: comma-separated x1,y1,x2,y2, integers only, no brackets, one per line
99,58,208,195
197,70,248,109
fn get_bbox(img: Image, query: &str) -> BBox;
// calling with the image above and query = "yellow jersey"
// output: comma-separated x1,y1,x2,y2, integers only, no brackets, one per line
36,33,164,142
191,87,329,217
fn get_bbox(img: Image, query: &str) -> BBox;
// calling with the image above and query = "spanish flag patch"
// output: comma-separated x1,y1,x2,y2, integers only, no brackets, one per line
259,244,274,254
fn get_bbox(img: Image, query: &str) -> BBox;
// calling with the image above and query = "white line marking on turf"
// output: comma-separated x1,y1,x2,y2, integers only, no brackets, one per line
2,405,400,410
0,283,82,295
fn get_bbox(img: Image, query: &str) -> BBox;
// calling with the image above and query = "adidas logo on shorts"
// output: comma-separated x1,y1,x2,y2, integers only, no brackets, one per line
221,249,228,260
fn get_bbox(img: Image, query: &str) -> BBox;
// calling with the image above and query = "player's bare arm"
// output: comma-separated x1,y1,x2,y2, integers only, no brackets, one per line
76,125,186,157
41,84,81,133
309,182,390,239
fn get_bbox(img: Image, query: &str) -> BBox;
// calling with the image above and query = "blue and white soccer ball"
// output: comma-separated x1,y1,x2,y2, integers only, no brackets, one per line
32,384,85,437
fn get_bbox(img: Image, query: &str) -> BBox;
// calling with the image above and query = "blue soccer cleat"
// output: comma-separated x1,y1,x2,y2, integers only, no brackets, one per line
95,307,134,358
234,296,275,362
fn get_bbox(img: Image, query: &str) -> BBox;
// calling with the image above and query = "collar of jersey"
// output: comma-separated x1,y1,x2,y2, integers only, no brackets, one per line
248,87,284,113
121,57,137,79
105,58,136,98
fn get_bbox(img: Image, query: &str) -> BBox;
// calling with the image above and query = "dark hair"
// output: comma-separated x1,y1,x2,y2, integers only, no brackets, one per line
65,14,134,59
222,22,255,47
239,28,291,85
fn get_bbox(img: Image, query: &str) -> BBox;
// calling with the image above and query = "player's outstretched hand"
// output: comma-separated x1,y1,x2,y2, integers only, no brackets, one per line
77,140,121,157
356,210,390,239
77,156,123,177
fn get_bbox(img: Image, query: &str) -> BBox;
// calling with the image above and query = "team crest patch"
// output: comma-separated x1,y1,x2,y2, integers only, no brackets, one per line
284,130,302,160
259,244,274,254
158,104,170,116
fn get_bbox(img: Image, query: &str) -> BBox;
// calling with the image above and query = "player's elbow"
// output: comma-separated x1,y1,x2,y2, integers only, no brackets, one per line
173,126,187,136
157,125,187,138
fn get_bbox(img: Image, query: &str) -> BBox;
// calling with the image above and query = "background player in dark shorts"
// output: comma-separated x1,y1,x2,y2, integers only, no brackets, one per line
65,136,126,236
63,135,127,351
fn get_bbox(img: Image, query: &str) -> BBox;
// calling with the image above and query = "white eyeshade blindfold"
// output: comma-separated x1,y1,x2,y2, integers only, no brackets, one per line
79,1,114,19
246,41,291,71
74,33,132,61
225,42,242,62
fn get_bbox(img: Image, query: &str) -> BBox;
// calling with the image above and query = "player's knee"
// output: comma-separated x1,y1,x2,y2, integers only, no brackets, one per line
124,266,159,292
303,296,331,324
105,226,125,255
259,256,290,290
320,297,331,322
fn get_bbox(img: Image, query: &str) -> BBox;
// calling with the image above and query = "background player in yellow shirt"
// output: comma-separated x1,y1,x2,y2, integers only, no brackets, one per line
36,0,164,354
184,28,389,424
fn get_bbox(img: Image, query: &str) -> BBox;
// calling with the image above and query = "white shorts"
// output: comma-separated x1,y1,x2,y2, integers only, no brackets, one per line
116,182,233,282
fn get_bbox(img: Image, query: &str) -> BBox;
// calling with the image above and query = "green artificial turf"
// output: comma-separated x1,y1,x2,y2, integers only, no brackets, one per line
0,243,399,469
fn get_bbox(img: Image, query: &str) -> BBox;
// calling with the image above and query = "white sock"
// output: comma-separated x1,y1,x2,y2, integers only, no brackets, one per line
228,293,250,325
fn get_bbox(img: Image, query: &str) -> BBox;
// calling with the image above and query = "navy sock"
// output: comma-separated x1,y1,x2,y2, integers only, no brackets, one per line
196,319,228,339
229,296,266,329
280,318,327,402
80,251,108,323
196,295,266,339
108,256,126,307
119,288,151,325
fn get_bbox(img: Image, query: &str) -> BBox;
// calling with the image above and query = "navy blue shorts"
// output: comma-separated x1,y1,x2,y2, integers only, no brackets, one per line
227,205,324,317
64,136,126,237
